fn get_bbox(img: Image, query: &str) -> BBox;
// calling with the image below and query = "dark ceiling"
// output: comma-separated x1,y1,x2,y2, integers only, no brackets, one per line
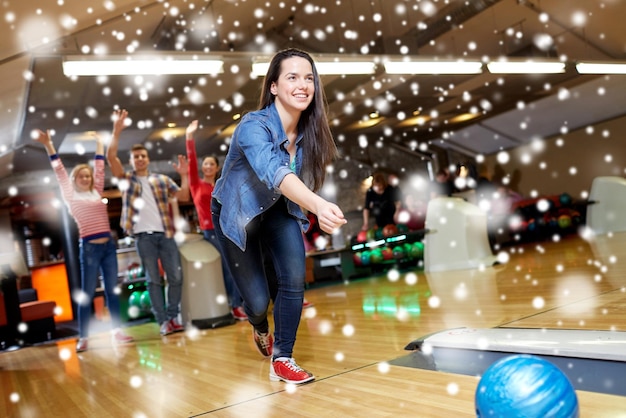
1,0,626,201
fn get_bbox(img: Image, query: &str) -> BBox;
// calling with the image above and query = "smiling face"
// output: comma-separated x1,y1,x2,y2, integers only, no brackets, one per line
73,166,93,192
130,148,150,175
201,156,219,181
270,56,315,115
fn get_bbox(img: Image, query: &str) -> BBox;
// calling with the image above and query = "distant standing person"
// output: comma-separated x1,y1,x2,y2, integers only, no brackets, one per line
33,129,134,352
361,172,402,231
185,120,246,321
430,168,455,198
106,109,190,336
454,161,477,192
212,48,346,385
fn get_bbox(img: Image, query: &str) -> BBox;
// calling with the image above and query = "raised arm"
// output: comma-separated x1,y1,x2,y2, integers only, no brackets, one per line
32,129,57,156
32,129,74,200
185,120,200,189
362,207,370,231
106,109,128,178
172,154,190,202
94,132,104,156
93,133,106,193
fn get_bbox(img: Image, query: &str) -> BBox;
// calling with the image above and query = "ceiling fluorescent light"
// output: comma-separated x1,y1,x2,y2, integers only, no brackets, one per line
251,62,270,76
63,55,224,76
251,61,376,77
487,60,565,74
316,61,376,75
576,62,626,74
384,60,483,74
396,115,429,128
449,112,481,123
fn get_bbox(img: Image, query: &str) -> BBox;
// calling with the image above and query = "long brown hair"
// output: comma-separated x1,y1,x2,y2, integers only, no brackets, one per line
258,48,337,192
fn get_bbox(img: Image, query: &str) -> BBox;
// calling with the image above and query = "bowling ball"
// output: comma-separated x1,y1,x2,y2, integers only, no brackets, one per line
128,291,142,308
396,223,409,233
353,252,363,266
558,214,572,229
370,248,384,264
361,250,371,266
559,193,572,207
129,265,145,279
356,230,368,243
366,228,376,241
410,242,424,259
547,216,558,230
382,224,398,237
475,354,579,418
140,290,151,310
374,228,384,240
392,246,405,260
381,247,394,260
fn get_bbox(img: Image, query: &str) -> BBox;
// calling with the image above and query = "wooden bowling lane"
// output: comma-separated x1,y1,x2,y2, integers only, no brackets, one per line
505,289,626,331
2,232,626,416
203,365,625,418
3,337,624,417
500,231,626,331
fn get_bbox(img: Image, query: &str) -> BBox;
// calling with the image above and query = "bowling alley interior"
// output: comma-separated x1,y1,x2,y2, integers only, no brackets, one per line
2,1,626,416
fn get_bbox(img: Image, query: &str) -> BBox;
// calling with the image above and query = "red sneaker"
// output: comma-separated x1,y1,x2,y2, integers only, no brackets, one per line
253,329,273,357
232,306,248,321
302,298,314,309
270,357,315,384
169,318,185,333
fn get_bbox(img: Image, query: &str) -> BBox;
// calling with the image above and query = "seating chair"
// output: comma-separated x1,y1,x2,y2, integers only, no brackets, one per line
18,288,57,344
1,267,56,348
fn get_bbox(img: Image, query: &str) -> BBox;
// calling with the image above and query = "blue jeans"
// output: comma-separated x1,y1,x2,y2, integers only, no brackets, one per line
202,229,243,308
212,197,305,359
78,238,122,338
135,232,183,324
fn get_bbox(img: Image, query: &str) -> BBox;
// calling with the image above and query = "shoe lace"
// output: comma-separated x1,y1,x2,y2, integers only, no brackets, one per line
257,331,271,349
280,358,303,373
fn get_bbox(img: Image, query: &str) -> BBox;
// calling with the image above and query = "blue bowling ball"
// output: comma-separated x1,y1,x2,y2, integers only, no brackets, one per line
475,354,579,418
559,193,572,207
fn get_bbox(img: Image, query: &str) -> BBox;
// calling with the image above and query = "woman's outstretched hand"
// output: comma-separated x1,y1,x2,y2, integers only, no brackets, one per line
315,201,347,235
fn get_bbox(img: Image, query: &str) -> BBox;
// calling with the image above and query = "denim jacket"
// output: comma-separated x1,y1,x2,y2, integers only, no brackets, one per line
213,102,309,250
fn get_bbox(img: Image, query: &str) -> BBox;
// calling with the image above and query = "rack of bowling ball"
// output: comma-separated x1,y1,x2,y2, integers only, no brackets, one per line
118,261,158,323
350,224,425,275
505,193,586,243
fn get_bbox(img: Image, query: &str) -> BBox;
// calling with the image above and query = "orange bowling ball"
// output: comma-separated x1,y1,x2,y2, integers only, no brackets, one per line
382,224,398,237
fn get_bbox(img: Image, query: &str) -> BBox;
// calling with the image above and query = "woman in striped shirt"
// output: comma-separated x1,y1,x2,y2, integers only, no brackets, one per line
33,129,133,352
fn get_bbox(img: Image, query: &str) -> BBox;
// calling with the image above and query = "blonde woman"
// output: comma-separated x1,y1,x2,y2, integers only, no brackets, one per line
33,130,133,352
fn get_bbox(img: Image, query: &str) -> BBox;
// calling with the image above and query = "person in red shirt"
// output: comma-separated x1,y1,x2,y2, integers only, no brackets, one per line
185,120,246,321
